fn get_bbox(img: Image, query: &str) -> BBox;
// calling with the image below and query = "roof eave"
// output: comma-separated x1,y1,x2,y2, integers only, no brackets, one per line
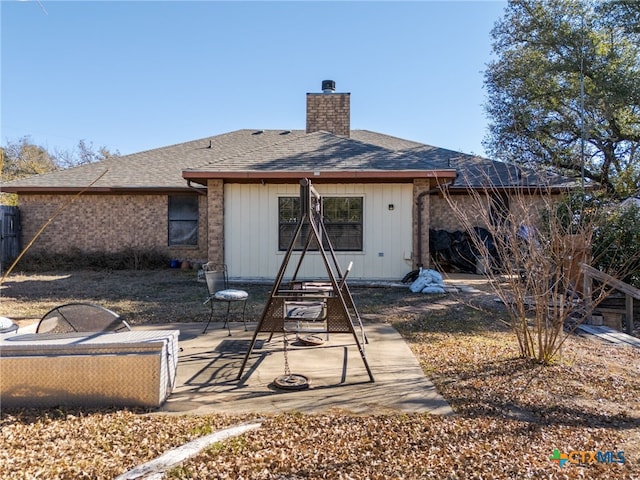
445,183,582,194
182,169,457,185
1,186,196,195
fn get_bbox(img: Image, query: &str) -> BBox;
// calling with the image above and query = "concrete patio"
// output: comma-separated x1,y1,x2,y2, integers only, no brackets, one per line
135,319,453,416
7,274,491,415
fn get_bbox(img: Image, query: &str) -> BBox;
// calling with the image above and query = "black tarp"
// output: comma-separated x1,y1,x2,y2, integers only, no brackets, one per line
429,227,499,273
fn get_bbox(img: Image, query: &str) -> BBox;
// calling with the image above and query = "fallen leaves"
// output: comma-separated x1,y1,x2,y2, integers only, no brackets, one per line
1,273,639,478
2,373,638,479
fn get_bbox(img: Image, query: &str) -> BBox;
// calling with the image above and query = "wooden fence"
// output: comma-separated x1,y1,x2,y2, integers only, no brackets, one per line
0,206,20,270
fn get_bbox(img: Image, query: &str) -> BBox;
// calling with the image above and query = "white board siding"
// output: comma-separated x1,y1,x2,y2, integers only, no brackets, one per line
224,183,413,281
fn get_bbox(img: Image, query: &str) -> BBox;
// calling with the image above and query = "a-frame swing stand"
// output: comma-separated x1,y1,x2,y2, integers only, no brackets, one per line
237,178,374,383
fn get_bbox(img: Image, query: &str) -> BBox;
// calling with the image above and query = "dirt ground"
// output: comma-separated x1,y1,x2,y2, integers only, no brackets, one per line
0,270,502,329
1,269,639,479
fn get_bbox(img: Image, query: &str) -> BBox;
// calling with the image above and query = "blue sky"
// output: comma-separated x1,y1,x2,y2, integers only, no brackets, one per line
1,0,507,158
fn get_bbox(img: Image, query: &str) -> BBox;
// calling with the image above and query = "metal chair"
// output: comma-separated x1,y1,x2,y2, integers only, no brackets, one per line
36,303,130,334
202,262,248,335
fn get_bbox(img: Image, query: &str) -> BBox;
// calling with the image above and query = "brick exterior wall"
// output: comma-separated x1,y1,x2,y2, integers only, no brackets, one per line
306,93,350,137
430,193,490,232
430,191,563,233
17,193,208,260
207,179,224,264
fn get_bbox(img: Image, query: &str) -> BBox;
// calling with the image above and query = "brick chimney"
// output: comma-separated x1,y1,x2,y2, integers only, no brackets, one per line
306,80,350,137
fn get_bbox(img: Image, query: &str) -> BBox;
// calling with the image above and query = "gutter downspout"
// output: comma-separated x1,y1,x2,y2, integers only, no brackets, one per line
187,179,208,195
416,176,456,268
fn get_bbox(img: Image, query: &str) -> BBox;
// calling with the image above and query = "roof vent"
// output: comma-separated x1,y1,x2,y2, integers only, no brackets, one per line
322,80,336,93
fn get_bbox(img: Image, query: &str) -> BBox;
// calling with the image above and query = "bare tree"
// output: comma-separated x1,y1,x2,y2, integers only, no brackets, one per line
441,172,638,364
1,137,58,205
1,137,118,206
1,136,57,180
54,139,118,169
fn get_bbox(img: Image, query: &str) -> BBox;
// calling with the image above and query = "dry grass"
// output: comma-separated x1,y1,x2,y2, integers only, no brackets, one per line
1,270,639,479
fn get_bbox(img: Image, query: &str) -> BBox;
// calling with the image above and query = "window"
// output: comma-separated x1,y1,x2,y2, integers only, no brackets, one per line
168,196,198,246
278,196,363,251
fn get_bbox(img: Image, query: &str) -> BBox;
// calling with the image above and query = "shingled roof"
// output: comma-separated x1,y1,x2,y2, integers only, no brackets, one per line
182,130,459,184
2,129,460,192
1,128,574,193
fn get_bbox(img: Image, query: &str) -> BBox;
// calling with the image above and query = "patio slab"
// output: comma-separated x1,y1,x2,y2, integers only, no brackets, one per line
134,321,453,416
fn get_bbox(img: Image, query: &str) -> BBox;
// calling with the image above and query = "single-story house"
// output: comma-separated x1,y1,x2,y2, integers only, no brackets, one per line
1,81,573,281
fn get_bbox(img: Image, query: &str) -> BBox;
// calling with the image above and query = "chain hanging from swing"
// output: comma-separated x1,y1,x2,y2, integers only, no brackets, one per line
273,328,309,391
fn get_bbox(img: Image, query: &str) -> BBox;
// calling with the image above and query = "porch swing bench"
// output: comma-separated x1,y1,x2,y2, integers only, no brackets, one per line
279,261,353,338
283,297,328,343
284,299,327,321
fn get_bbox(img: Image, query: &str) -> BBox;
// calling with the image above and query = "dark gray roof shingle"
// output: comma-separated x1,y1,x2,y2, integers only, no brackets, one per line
184,131,456,174
2,128,575,192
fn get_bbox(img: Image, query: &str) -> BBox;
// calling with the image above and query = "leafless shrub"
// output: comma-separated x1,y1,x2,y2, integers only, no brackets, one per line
441,171,638,364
